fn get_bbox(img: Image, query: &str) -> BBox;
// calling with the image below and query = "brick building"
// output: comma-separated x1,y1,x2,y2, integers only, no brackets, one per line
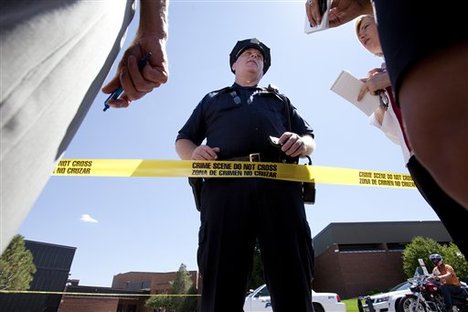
112,271,200,293
312,221,452,299
58,282,152,312
8,221,449,311
59,271,200,312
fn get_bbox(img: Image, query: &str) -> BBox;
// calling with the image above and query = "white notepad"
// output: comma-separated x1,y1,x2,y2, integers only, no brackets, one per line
330,70,380,116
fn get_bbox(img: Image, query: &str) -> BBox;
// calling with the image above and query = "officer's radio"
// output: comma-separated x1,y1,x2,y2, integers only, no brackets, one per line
269,136,316,205
302,156,316,205
268,136,281,148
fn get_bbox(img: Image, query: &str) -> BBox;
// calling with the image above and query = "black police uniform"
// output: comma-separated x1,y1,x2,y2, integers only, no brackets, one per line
176,81,315,311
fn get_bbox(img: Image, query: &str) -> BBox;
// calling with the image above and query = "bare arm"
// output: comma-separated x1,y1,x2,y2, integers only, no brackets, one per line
372,105,385,125
102,0,169,108
176,139,220,160
176,139,198,160
138,0,168,39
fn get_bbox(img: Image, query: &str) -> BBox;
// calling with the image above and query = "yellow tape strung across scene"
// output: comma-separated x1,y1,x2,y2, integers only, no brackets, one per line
52,159,415,189
0,290,199,297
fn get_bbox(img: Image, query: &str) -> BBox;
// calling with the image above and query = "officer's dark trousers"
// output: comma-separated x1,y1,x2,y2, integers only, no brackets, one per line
406,156,468,257
198,178,314,312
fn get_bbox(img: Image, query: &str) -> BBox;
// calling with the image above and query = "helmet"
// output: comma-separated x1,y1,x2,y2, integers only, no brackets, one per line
229,38,271,74
429,253,443,266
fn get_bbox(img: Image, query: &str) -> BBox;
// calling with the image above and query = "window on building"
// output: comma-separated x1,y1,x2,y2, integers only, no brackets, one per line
337,243,384,252
387,243,406,251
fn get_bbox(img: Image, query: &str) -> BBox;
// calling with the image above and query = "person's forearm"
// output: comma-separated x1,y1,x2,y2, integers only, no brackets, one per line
361,0,373,14
374,106,385,125
441,272,453,279
138,0,169,39
176,139,197,160
302,135,316,156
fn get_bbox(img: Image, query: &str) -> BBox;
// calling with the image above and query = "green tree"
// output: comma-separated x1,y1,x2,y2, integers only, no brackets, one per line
246,241,265,291
146,294,172,312
0,234,36,290
170,263,196,311
438,243,468,280
402,236,467,281
402,236,441,278
172,263,193,294
146,263,198,312
179,285,198,312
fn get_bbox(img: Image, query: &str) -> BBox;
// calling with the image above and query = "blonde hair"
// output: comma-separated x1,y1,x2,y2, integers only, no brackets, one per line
354,14,383,57
354,14,374,37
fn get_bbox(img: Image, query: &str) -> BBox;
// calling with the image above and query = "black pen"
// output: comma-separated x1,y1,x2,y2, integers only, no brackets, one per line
103,52,152,112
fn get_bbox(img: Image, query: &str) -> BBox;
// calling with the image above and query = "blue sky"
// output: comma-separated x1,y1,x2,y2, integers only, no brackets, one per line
19,0,438,287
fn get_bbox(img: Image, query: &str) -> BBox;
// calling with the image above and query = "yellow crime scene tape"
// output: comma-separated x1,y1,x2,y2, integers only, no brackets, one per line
3,161,413,298
52,159,416,189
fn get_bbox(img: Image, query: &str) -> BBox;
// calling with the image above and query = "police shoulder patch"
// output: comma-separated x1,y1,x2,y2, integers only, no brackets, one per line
259,84,289,104
266,83,279,93
207,86,234,99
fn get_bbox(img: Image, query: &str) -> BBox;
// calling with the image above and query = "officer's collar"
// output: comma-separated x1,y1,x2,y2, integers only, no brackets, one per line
231,82,261,91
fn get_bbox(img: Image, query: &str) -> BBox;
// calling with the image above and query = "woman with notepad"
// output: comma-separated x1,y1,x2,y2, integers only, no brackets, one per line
354,14,467,258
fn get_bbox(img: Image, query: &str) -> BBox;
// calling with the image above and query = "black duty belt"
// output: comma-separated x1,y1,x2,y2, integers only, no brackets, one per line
225,153,297,164
227,153,262,162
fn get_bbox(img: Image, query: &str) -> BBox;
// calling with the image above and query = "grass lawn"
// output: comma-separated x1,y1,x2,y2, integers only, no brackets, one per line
342,298,359,312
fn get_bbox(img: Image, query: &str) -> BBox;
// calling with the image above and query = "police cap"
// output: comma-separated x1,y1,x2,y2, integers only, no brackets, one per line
229,38,271,74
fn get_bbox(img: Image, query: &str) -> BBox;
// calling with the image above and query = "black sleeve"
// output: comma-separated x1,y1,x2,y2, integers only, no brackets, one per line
176,95,210,145
283,95,315,139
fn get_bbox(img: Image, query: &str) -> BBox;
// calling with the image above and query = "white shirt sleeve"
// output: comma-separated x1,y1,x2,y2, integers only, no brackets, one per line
380,111,401,145
368,107,401,145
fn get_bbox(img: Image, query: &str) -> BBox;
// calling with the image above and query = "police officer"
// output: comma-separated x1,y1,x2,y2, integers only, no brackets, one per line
176,38,316,312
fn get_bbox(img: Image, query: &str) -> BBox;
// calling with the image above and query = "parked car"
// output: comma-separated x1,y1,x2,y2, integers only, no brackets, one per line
244,284,346,312
357,281,412,312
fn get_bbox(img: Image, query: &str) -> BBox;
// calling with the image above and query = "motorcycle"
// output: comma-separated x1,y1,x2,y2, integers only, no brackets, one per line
399,274,468,312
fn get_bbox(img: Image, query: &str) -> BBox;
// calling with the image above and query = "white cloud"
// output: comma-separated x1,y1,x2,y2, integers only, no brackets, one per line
80,214,98,223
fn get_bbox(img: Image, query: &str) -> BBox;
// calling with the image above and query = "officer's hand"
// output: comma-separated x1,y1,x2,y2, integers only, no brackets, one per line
191,146,220,160
278,132,307,157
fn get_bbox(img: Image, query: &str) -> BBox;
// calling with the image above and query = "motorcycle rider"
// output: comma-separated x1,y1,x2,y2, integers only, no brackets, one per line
429,253,464,312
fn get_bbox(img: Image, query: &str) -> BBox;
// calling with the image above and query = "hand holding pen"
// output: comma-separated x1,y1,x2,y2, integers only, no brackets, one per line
101,36,169,111
103,52,152,111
